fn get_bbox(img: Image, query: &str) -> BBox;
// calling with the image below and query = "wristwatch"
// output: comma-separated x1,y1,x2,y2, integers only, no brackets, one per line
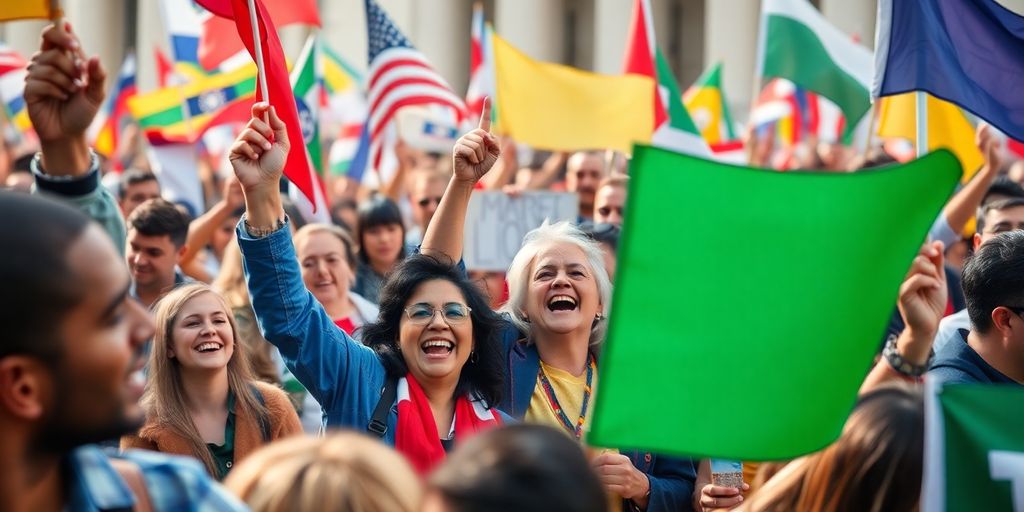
882,333,934,377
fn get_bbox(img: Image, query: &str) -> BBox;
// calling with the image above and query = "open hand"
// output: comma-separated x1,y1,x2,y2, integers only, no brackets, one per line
452,97,500,184
24,23,106,143
976,124,1003,175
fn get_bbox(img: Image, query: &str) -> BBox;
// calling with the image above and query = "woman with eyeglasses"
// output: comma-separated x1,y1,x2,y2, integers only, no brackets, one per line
229,104,508,474
421,99,697,511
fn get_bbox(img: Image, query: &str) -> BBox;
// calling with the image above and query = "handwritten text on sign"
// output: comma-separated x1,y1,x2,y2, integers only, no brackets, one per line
464,191,578,271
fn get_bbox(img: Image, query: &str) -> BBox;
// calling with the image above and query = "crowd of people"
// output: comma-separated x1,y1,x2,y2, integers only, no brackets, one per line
1,21,1022,512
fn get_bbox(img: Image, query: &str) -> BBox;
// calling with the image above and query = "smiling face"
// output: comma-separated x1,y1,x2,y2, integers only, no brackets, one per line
524,242,602,339
297,231,354,310
167,292,235,372
398,279,474,387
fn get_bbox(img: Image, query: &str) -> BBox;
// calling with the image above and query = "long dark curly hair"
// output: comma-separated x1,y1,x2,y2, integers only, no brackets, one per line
361,254,505,408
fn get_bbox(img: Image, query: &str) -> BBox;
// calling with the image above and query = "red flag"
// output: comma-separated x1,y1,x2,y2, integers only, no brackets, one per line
198,0,319,71
195,0,316,205
154,46,174,88
622,0,667,129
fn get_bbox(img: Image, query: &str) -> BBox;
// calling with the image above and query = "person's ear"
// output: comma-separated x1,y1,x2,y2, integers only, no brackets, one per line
176,244,189,262
991,307,1016,338
973,233,983,251
0,357,51,421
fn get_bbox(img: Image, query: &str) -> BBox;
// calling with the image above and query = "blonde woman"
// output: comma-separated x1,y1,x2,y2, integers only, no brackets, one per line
213,239,280,385
121,283,302,479
225,432,422,512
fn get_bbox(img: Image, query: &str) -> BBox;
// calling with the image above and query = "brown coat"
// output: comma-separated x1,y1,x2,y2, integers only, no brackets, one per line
120,381,302,471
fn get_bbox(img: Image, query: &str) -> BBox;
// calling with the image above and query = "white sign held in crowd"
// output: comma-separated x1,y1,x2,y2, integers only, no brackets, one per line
464,191,578,271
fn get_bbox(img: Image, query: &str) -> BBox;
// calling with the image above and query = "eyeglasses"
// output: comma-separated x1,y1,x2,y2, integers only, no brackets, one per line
417,197,443,208
404,302,472,325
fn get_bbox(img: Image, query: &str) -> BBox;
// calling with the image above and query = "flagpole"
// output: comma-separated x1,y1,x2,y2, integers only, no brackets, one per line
247,0,270,121
915,91,927,158
861,101,879,158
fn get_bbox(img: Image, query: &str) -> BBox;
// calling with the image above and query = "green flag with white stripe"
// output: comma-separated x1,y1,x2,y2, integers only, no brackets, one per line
924,382,1024,511
756,0,873,138
289,35,330,224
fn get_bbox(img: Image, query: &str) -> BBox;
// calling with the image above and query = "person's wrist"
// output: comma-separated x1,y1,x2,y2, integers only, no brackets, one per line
39,136,91,176
241,186,285,230
899,328,935,364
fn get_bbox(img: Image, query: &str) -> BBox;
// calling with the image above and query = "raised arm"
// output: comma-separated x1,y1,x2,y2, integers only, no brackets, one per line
25,23,124,254
420,98,501,261
860,241,945,394
231,103,381,412
180,175,245,271
933,125,1002,245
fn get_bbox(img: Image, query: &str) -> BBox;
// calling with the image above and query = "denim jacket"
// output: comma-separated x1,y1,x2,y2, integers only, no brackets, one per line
238,220,400,442
237,219,510,444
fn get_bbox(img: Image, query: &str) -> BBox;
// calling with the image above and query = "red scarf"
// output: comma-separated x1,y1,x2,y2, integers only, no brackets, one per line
395,373,501,474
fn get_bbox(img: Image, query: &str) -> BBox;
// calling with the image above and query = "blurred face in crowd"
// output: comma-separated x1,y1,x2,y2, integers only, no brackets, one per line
975,205,1024,250
126,229,184,289
566,153,605,213
399,279,474,387
411,173,446,232
364,223,404,269
167,292,235,372
210,215,239,261
1008,161,1024,188
120,179,161,219
36,225,152,451
297,231,354,310
524,242,602,339
593,184,626,226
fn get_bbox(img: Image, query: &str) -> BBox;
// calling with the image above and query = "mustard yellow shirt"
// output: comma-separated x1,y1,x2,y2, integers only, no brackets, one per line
526,361,622,512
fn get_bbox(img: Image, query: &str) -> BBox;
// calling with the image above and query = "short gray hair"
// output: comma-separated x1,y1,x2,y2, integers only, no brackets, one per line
499,221,613,345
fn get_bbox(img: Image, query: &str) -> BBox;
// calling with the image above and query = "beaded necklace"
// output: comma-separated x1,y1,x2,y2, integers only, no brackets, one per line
537,354,596,439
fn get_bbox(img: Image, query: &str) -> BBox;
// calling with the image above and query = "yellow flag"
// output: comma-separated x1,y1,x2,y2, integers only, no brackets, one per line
492,34,653,153
877,92,983,182
0,0,54,21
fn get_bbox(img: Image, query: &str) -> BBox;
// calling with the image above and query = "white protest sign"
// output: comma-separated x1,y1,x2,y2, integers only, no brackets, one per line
463,191,578,271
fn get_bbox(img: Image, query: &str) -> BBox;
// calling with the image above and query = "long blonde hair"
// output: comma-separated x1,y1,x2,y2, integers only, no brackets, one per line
224,431,422,512
143,283,269,476
212,240,280,385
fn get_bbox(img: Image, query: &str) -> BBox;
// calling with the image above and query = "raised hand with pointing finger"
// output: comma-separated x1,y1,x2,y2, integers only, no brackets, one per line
452,97,501,184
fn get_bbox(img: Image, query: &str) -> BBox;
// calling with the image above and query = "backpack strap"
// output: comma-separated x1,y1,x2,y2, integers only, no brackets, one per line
249,383,272,443
110,458,154,512
367,376,398,438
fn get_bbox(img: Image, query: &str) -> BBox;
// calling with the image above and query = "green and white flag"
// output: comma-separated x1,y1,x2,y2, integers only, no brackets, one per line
924,381,1024,511
756,0,873,138
289,34,331,224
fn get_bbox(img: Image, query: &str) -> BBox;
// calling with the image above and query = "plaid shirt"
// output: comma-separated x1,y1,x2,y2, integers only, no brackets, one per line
65,445,248,511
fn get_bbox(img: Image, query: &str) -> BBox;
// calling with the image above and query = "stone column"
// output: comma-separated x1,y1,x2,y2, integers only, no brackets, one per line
3,20,50,60
592,0,645,74
64,0,126,78
820,0,877,48
320,0,368,77
496,0,564,63
411,0,472,92
135,0,164,93
704,0,760,121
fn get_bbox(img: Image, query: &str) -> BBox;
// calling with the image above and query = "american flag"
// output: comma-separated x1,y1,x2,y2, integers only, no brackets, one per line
365,0,467,169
